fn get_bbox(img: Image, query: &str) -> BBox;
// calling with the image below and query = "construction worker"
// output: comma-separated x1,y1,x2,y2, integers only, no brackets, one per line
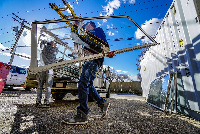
62,21,115,124
36,41,58,108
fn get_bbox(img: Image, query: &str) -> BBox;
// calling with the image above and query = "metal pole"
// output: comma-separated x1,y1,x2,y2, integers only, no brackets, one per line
127,16,157,43
164,73,173,112
175,71,178,113
193,0,200,23
170,73,176,114
78,44,82,77
29,42,159,74
30,23,37,69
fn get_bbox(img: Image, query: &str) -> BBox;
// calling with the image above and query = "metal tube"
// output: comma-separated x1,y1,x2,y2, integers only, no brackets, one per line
32,15,129,24
29,42,158,74
127,16,157,43
170,73,176,114
30,23,37,69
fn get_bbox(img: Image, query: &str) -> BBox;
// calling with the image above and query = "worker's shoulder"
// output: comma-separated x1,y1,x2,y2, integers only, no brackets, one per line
95,27,105,33
43,45,58,52
94,27,106,38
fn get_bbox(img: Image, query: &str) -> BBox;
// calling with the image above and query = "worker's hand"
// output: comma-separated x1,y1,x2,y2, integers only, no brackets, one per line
107,51,115,58
52,42,57,48
41,40,46,44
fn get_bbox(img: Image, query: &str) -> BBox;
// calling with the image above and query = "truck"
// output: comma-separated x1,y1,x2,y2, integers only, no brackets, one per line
24,62,110,101
5,65,28,89
0,62,11,92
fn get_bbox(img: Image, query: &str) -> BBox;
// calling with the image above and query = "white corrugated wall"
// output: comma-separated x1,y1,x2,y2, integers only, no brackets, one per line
140,0,200,119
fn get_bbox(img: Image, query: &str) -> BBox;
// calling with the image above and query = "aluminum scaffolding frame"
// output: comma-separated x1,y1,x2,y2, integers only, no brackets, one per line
29,15,159,74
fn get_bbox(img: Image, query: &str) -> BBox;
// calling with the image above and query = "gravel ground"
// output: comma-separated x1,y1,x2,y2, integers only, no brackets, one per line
0,90,200,134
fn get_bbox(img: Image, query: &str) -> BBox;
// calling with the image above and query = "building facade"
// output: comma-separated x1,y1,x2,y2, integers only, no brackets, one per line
140,0,200,120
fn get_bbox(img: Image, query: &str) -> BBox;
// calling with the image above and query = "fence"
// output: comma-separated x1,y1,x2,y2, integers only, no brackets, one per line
110,81,142,95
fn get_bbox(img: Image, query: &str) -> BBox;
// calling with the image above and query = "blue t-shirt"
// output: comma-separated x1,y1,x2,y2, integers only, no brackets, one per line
89,27,108,43
78,24,109,67
88,27,108,67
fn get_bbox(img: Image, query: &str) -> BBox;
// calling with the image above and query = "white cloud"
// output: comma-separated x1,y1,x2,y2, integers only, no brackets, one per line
102,0,121,16
116,70,121,73
135,18,163,43
97,22,102,27
129,75,139,81
101,0,135,16
0,43,11,56
100,0,136,24
122,0,135,4
0,51,11,56
129,0,135,3
106,24,117,36
0,43,4,48
47,23,57,29
107,24,113,29
20,65,29,68
122,71,128,73
103,19,107,23
107,31,115,36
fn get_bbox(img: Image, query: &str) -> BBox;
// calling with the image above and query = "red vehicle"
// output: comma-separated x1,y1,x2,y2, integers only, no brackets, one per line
0,62,11,93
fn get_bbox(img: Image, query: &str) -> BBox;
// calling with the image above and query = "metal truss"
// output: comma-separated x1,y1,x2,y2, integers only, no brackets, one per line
40,26,73,52
8,20,72,62
33,15,157,43
29,15,159,74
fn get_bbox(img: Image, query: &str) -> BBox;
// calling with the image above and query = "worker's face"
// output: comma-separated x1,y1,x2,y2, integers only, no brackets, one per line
85,23,94,31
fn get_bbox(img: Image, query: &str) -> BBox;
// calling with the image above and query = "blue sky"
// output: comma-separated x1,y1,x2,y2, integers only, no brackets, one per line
0,0,173,81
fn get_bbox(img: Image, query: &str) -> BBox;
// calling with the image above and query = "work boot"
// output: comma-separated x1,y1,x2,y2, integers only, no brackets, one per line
62,109,88,125
40,100,50,108
36,101,42,107
98,101,110,119
42,102,50,108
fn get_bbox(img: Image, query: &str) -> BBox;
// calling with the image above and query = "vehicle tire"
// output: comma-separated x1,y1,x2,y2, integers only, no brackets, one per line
52,93,66,100
106,86,110,98
7,86,14,91
25,87,31,91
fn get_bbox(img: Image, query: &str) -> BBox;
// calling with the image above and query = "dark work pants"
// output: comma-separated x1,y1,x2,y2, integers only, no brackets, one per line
77,60,105,114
